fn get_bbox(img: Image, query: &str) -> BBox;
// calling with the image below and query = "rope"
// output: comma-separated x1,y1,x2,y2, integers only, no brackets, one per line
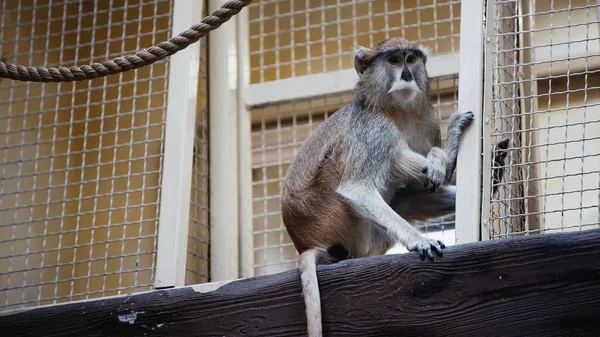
0,0,252,83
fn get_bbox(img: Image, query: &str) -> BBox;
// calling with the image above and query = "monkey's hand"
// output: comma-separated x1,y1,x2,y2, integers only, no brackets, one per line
407,237,445,261
422,147,446,193
451,110,475,132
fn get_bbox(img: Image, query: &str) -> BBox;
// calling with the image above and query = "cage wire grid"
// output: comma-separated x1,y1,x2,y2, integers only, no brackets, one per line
485,0,600,239
250,76,461,276
0,0,177,310
247,0,461,84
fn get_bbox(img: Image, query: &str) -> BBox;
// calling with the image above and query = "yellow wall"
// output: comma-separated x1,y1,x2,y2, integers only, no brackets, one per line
533,0,600,77
535,73,600,232
247,0,461,83
0,0,176,309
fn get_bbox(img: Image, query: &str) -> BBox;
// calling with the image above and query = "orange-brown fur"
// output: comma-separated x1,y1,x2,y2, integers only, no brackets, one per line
281,107,396,260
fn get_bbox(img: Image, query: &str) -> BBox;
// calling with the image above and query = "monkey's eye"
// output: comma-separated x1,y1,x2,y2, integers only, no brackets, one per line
406,55,417,64
388,56,402,66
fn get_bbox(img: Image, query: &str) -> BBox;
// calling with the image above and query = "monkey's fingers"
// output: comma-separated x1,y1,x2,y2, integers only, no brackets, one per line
426,247,435,261
437,240,446,249
423,171,431,187
432,244,444,257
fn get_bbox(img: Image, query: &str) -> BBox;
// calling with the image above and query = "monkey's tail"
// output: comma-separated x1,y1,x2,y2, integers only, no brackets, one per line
299,248,324,337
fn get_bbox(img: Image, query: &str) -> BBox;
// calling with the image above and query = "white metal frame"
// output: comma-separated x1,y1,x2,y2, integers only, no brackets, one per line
597,0,600,38
208,0,240,282
454,0,486,244
155,0,204,289
245,53,461,108
479,0,497,242
236,6,254,279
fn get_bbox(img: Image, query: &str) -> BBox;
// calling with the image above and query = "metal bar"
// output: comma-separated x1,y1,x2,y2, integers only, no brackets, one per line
480,0,496,242
245,53,461,107
597,0,600,39
236,4,254,279
154,0,203,289
455,0,486,244
209,0,239,282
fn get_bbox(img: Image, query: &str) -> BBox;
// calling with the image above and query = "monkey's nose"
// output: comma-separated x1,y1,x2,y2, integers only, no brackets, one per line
401,67,413,82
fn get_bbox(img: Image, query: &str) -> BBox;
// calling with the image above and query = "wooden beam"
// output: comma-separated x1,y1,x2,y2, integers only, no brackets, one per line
3,229,600,336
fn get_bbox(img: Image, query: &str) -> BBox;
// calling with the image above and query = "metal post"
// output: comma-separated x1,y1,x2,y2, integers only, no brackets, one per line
209,0,239,282
455,0,486,244
236,5,254,278
155,0,203,288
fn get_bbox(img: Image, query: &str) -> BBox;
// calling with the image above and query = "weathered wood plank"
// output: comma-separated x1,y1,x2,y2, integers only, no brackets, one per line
3,228,600,337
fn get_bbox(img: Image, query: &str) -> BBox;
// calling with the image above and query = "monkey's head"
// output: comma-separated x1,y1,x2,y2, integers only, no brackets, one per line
353,37,431,110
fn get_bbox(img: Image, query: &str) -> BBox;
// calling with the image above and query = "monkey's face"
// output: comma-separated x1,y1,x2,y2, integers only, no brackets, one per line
381,50,428,102
355,45,430,108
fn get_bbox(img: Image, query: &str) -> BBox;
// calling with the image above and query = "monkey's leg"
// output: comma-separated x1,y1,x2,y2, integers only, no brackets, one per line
389,185,456,223
444,110,475,183
337,184,444,260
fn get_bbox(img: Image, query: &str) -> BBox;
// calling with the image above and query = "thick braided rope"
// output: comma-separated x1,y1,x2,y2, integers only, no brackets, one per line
0,0,252,83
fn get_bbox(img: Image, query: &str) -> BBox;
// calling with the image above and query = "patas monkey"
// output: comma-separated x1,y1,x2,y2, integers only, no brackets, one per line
281,37,480,337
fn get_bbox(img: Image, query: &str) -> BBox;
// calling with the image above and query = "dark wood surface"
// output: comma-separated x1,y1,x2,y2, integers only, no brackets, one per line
3,228,600,337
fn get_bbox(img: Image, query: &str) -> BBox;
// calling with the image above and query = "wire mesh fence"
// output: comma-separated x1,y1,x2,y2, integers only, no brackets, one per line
250,76,461,276
247,0,461,84
483,0,600,239
0,0,175,311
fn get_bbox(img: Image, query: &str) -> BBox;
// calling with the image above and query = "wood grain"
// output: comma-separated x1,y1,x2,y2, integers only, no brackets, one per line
3,229,600,337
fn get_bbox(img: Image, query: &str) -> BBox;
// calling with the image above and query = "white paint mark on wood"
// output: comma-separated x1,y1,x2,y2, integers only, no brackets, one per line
117,311,145,325
191,279,235,293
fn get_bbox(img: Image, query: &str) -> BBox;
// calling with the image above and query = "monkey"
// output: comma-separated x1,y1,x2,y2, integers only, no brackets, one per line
280,37,480,337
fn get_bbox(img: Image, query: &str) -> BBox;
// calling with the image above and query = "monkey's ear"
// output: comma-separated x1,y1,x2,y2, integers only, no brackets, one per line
417,44,431,63
353,46,370,75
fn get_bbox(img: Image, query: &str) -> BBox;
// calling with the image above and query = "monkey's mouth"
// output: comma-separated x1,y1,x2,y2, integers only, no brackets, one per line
396,88,414,97
388,81,418,98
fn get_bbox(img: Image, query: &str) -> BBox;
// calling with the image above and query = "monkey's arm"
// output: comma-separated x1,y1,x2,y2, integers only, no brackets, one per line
337,183,444,260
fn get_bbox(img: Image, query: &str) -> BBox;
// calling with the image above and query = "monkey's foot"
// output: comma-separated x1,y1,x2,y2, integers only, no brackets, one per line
407,238,445,261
